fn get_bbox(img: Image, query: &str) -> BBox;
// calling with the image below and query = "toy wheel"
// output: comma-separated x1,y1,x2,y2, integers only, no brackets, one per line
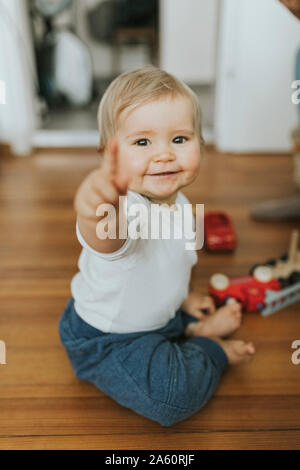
249,264,260,275
288,271,300,285
210,273,230,291
250,260,276,276
253,265,273,283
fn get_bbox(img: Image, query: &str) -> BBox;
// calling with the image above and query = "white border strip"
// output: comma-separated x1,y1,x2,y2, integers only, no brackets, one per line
32,130,100,148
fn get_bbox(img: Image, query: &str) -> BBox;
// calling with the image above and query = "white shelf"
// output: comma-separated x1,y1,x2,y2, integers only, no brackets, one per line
32,129,99,147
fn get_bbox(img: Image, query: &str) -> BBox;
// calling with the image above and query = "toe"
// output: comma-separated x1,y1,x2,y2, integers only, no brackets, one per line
247,342,255,354
236,340,250,355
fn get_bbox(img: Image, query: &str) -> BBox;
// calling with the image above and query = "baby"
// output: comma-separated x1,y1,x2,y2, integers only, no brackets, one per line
59,65,255,427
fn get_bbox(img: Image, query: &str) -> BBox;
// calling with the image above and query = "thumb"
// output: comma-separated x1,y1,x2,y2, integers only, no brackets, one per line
115,173,130,195
115,156,131,195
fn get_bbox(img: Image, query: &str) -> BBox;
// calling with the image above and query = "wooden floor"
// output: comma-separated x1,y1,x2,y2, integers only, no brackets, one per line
0,146,300,450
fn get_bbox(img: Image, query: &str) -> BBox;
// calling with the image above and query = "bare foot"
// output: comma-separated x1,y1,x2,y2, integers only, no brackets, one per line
185,303,242,339
213,337,255,365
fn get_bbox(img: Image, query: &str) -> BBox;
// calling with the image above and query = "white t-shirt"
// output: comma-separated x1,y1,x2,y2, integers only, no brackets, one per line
71,190,198,333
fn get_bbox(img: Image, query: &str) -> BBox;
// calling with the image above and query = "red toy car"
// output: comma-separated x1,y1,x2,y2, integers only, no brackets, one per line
209,266,281,312
204,211,237,252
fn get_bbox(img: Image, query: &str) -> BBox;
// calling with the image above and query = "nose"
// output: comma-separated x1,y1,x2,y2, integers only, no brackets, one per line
153,146,176,162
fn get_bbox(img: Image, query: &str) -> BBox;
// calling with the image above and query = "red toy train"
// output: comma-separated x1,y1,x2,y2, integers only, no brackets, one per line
209,231,300,314
209,267,281,313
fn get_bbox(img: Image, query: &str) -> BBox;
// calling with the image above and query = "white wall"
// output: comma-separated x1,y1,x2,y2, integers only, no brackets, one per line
215,0,300,153
0,0,37,155
159,0,219,84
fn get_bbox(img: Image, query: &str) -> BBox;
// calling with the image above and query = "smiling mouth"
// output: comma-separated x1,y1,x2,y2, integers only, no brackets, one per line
148,171,181,176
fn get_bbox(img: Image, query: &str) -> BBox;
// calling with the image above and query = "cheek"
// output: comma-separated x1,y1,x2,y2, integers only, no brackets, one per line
129,157,147,175
182,148,201,172
120,146,148,177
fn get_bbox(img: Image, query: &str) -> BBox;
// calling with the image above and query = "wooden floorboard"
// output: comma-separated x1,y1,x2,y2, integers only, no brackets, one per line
0,431,299,450
0,147,299,449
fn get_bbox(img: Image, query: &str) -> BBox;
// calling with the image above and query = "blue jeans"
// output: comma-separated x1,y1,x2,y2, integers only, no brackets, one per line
58,297,228,426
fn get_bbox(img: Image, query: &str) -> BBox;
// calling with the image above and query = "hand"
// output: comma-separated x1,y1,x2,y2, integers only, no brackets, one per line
74,139,130,220
181,292,216,319
74,139,132,252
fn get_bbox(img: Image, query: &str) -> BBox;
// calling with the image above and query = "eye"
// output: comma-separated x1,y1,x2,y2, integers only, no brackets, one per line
173,136,187,144
135,138,151,146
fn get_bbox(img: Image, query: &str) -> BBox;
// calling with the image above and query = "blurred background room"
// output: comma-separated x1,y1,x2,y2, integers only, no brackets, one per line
0,0,299,155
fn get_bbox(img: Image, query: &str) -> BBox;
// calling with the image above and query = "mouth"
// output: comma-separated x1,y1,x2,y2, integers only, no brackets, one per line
147,171,181,177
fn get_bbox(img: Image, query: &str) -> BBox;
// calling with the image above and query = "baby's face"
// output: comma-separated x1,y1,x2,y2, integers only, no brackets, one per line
115,95,201,204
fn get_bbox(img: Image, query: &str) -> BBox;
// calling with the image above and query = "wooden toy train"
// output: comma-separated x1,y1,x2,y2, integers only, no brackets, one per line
209,230,300,316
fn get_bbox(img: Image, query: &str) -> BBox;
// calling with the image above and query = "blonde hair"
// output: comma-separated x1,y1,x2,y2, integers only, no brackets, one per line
97,65,205,155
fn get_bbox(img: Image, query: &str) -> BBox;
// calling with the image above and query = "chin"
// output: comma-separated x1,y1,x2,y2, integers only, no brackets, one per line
150,185,177,195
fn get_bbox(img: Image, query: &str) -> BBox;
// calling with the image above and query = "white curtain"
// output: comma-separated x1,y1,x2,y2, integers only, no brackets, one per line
0,0,37,155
